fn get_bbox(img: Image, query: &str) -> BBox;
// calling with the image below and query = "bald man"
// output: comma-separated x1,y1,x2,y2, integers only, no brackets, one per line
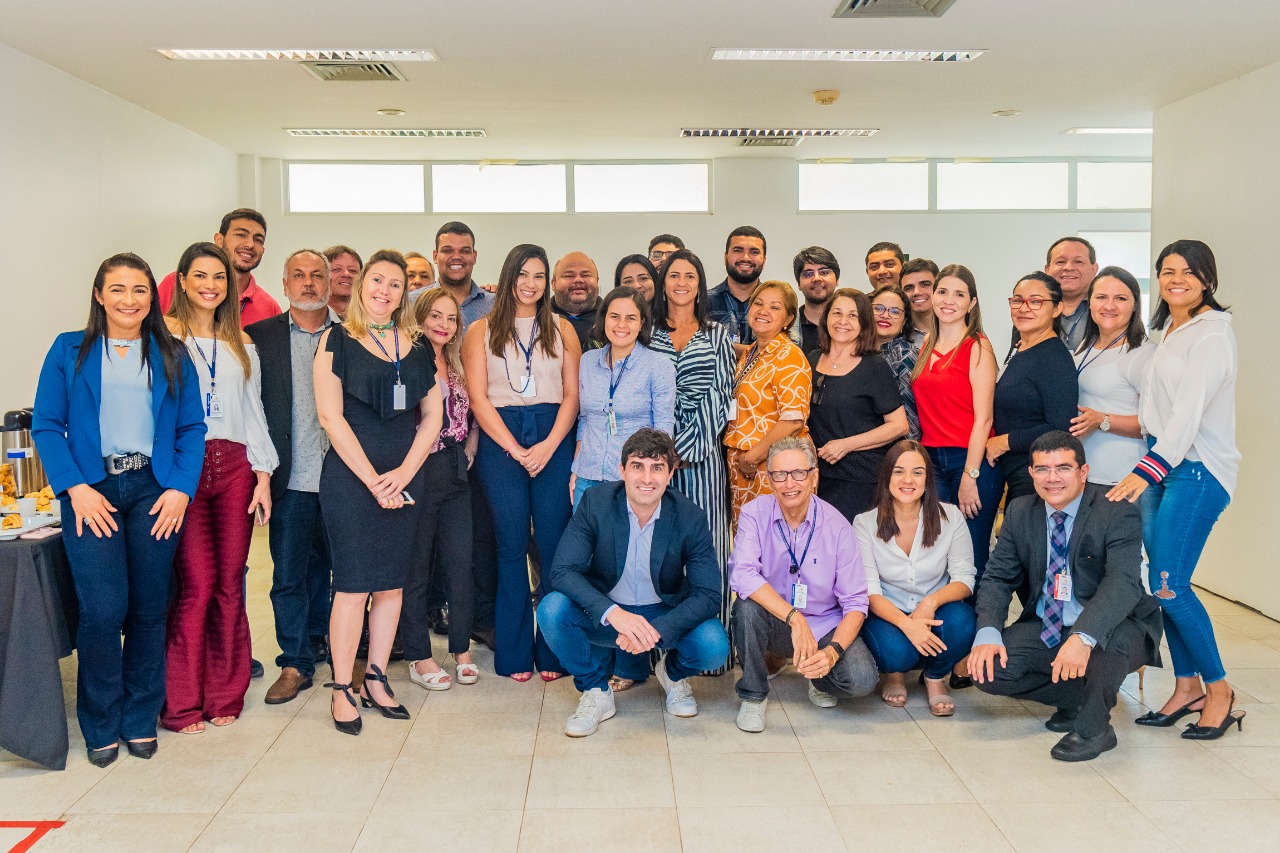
552,251,603,351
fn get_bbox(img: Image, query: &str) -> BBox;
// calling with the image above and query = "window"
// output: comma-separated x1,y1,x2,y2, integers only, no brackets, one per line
798,163,929,211
287,163,425,213
1077,162,1152,209
1079,230,1153,320
936,162,1068,210
431,164,567,213
573,164,709,212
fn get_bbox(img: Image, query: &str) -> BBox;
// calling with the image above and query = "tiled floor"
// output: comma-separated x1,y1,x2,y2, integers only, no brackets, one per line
5,530,1280,852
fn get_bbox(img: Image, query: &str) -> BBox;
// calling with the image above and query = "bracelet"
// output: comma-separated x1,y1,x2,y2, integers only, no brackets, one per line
784,607,798,626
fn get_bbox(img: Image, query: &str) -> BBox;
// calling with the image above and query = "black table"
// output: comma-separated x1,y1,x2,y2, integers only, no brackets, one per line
0,532,76,770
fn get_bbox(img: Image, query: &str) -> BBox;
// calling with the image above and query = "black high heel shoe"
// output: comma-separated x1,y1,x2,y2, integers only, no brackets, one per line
87,744,119,768
125,739,158,759
1182,692,1245,740
324,681,362,736
360,664,411,721
1135,695,1205,727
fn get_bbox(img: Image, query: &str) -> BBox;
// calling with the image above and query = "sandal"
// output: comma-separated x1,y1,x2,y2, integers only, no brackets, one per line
880,674,908,708
408,660,453,691
608,675,637,692
539,671,564,682
455,661,480,685
510,672,534,682
922,674,955,717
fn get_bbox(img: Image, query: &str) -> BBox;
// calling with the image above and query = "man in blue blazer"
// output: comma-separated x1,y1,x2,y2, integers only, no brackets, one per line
540,428,729,737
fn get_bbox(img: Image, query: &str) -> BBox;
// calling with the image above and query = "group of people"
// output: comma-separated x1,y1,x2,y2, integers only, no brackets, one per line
30,205,1241,769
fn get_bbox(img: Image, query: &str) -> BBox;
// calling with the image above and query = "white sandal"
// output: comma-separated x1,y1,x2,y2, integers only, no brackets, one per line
408,660,453,691
455,661,480,685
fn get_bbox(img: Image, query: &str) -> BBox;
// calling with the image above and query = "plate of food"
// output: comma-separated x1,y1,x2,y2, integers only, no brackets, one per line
0,513,60,541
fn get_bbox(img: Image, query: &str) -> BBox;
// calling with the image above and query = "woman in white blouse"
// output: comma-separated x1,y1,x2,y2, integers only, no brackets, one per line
854,439,976,716
161,242,277,733
1069,267,1152,485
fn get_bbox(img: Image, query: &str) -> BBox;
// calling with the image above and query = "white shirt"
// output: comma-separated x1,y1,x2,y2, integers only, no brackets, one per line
182,337,279,473
853,502,975,614
1074,341,1153,485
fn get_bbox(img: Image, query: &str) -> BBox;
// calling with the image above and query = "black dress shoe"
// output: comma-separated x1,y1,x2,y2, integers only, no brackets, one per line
250,658,265,679
310,635,330,664
1051,727,1118,762
1181,692,1245,740
87,745,119,768
126,739,158,759
360,664,411,720
325,681,362,736
429,607,451,637
949,673,974,690
1135,696,1205,727
1045,707,1080,733
471,628,495,650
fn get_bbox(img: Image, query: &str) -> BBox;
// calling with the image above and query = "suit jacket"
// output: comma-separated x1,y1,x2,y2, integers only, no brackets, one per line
548,481,722,643
975,483,1163,664
245,312,298,500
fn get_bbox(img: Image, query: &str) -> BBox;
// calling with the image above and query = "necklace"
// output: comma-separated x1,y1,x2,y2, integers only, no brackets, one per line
369,321,395,339
108,338,139,348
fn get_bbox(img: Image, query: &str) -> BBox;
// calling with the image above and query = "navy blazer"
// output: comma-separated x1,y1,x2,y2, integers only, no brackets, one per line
33,331,208,498
548,481,722,643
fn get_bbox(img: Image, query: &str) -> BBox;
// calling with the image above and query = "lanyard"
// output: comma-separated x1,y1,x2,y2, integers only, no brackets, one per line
1075,334,1126,376
369,328,402,385
504,321,539,394
1063,304,1087,341
774,501,817,578
191,336,217,392
606,348,632,411
734,342,762,388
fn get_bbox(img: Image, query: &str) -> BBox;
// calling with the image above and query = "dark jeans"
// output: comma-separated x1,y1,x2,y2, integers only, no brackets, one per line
470,467,499,633
732,598,879,702
976,620,1148,738
60,468,179,749
476,403,573,675
267,489,330,675
307,540,331,639
538,592,730,693
860,601,977,680
401,443,474,659
927,447,1001,587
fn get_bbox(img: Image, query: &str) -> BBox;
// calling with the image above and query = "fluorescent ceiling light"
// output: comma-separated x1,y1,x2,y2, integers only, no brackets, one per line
1064,127,1153,135
710,48,984,62
681,128,878,138
286,129,485,138
158,49,437,61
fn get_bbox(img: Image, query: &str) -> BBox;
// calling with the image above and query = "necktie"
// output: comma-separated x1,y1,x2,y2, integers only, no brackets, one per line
1040,510,1069,648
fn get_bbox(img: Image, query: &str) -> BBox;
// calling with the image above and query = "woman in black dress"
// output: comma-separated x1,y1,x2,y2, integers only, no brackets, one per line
314,249,443,735
809,289,909,521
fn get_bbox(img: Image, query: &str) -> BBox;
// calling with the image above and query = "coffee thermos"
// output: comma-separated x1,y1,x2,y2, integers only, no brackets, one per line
2,408,48,496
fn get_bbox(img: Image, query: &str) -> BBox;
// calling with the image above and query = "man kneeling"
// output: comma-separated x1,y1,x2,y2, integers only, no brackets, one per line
968,431,1163,761
540,429,730,737
729,437,879,733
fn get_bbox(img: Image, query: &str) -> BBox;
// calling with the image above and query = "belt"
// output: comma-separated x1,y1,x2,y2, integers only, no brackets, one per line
104,452,151,475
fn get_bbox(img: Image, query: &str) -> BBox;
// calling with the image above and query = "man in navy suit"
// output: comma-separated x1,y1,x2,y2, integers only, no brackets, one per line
540,429,730,737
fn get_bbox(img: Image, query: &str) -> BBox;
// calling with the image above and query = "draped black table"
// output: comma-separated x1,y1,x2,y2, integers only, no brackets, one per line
0,532,76,770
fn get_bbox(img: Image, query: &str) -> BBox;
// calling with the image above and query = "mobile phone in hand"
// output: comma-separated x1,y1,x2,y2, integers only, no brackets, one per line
254,504,266,526
401,491,416,505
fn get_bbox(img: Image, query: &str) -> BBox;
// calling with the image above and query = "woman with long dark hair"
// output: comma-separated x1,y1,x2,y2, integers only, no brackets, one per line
33,253,206,766
614,254,659,304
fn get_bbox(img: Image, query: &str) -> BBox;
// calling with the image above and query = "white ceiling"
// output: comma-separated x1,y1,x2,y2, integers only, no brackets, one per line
4,0,1279,162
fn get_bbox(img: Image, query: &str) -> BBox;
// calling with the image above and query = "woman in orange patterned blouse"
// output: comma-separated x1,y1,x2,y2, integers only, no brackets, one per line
725,281,812,523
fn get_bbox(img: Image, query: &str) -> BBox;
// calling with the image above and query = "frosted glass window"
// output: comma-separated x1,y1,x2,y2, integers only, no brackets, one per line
798,163,928,211
287,163,425,213
431,164,566,213
574,164,709,212
1077,162,1152,209
1078,231,1152,279
936,162,1068,210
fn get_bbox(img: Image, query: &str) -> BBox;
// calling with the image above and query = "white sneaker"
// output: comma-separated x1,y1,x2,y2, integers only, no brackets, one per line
736,698,768,733
808,682,838,708
655,655,698,718
565,687,616,737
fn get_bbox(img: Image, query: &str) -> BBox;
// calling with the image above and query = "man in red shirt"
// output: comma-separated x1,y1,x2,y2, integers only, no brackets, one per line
159,208,281,327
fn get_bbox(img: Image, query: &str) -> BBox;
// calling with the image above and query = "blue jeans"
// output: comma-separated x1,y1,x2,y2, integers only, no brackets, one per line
1141,455,1230,682
538,591,730,693
60,468,180,749
572,476,602,509
267,489,330,675
928,447,1001,585
860,600,977,680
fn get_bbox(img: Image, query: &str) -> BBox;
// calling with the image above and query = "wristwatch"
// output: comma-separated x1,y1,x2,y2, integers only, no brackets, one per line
825,640,847,660
1099,414,1112,433
964,467,981,479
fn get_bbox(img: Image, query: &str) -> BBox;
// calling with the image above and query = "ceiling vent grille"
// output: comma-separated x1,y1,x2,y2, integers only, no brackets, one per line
833,0,959,17
301,62,406,82
285,128,487,138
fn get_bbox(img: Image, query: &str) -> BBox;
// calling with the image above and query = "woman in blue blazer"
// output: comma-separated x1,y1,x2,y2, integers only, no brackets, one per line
33,253,206,768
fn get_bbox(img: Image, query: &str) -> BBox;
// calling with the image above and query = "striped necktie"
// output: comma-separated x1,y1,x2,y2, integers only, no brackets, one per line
1040,510,1069,648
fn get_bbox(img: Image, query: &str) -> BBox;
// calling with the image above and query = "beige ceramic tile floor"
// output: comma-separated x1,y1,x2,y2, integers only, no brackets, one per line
4,529,1279,852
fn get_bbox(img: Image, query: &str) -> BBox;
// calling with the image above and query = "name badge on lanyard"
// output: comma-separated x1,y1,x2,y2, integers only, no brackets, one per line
607,349,631,437
192,337,223,419
371,329,406,410
775,502,817,611
516,322,538,398
1054,572,1073,602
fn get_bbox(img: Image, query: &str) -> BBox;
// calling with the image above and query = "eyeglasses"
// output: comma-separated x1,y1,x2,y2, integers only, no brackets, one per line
1030,464,1080,478
799,268,834,281
1008,296,1055,310
872,304,904,318
649,251,670,262
767,467,816,483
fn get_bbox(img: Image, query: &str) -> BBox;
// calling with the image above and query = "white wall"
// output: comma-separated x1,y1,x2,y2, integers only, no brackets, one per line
251,157,1149,358
1,42,239,407
1151,60,1280,620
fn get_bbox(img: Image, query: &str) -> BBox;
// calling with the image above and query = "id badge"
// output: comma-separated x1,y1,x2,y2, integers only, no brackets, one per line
791,582,808,609
393,382,407,410
727,398,738,422
521,375,538,398
1054,573,1073,602
607,409,618,436
206,393,224,419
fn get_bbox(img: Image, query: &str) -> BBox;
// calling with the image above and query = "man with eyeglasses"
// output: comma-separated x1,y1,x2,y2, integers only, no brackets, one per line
793,246,841,359
968,431,1162,762
728,436,878,732
647,234,685,272
899,258,938,350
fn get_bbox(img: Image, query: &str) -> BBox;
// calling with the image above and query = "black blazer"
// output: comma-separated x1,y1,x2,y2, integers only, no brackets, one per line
245,312,296,500
975,483,1163,664
548,481,722,642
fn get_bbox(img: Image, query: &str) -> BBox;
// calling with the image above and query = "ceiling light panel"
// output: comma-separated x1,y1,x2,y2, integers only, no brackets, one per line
286,129,486,138
1064,127,1153,135
158,49,437,62
681,128,878,138
709,48,984,62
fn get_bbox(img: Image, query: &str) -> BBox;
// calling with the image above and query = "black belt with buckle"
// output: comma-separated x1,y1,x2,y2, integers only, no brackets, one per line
104,453,151,475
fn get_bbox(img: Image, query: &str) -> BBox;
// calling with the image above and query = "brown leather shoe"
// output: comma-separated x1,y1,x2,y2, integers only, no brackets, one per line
265,667,314,705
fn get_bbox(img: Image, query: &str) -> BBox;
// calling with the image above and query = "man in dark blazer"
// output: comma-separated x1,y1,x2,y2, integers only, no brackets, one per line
245,249,339,704
539,429,730,737
969,430,1163,761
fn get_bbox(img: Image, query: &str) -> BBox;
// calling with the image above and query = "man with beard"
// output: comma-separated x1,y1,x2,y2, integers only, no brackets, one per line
246,250,341,703
552,251,603,352
899,257,938,350
708,226,768,346
323,245,362,320
409,221,493,331
159,208,280,325
793,246,841,358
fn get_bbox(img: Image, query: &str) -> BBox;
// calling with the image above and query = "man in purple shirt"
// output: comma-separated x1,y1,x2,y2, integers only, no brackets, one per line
729,436,878,732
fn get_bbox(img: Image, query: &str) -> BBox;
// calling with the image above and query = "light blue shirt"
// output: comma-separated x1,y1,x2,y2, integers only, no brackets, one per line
601,499,663,623
99,340,154,457
573,343,676,482
409,281,494,331
287,309,338,492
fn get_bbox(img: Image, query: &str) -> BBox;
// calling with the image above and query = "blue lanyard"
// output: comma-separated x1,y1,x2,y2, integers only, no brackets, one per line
514,321,538,373
1075,334,1125,376
191,336,217,391
606,348,632,411
774,502,817,577
369,329,402,385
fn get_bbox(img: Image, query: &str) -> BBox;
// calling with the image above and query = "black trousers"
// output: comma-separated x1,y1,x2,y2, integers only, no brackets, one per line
469,465,499,633
976,619,1148,738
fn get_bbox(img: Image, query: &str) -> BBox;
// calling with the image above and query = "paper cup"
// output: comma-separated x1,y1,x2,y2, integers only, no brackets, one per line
17,497,37,515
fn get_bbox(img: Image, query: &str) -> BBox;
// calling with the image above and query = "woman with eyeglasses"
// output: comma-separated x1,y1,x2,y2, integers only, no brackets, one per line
808,289,907,521
871,286,921,440
985,272,1079,505
1108,240,1242,740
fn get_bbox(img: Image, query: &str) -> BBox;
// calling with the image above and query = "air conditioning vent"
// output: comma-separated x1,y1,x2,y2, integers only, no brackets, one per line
741,137,799,147
301,62,406,82
682,128,878,139
285,128,486,138
833,0,959,17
